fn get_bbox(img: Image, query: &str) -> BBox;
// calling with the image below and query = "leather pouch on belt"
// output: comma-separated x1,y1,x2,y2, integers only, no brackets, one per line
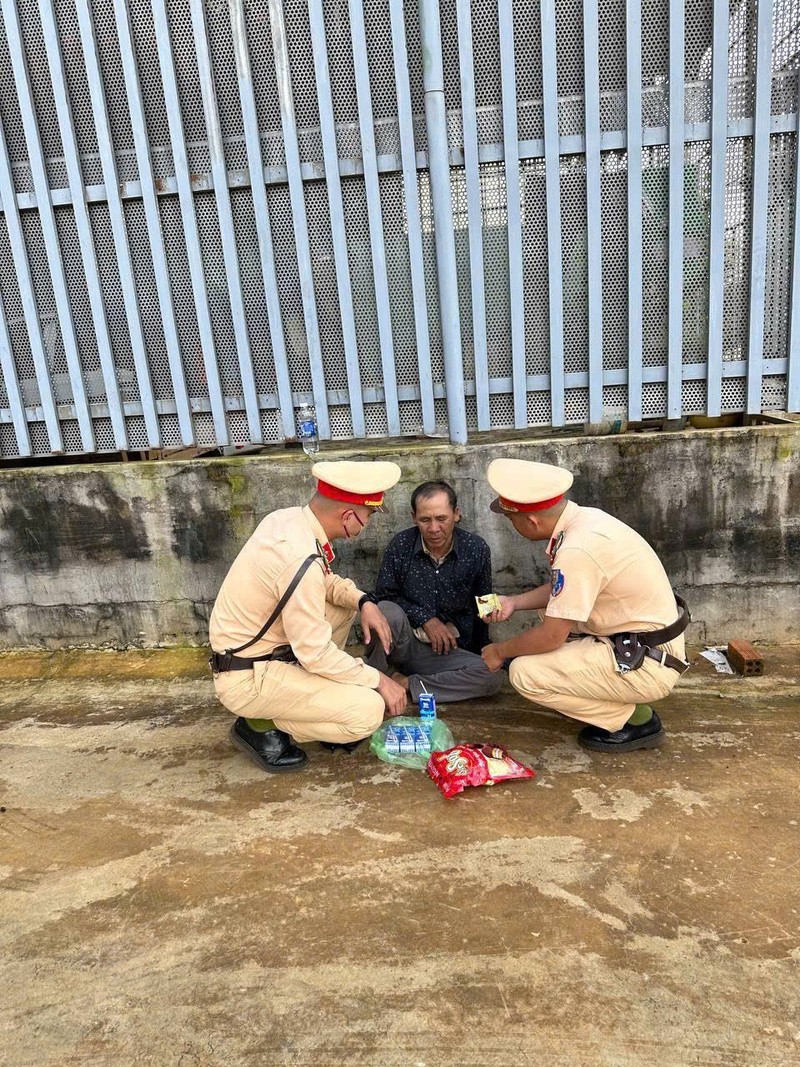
269,645,298,664
613,633,648,673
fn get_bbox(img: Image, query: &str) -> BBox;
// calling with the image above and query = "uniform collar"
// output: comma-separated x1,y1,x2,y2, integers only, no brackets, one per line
302,505,332,551
546,500,579,563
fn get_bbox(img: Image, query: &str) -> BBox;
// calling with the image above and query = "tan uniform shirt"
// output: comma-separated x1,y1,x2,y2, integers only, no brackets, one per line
209,505,380,688
544,501,681,637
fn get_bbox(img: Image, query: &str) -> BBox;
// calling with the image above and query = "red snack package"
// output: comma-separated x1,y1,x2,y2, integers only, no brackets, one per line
426,743,535,799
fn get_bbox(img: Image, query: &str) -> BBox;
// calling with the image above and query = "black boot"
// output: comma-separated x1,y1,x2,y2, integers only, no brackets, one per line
320,738,364,754
229,717,308,773
578,711,665,752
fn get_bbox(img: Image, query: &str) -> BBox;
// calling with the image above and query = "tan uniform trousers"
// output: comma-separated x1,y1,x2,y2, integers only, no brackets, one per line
508,634,682,734
213,602,384,744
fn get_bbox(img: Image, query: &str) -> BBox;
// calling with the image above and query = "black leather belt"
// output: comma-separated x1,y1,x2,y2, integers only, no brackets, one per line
612,593,691,675
209,646,297,673
643,645,690,674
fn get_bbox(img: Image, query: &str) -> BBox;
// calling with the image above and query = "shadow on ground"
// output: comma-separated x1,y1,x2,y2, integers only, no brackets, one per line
1,645,799,1066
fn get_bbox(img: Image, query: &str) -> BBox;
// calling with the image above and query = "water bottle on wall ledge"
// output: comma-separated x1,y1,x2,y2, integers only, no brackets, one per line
297,402,319,456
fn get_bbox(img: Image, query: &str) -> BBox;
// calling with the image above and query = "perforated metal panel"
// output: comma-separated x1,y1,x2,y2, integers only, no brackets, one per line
520,158,552,378
601,156,629,372
722,137,753,366
0,0,797,462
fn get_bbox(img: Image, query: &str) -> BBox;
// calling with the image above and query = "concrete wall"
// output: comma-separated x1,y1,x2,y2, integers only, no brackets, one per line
0,423,797,649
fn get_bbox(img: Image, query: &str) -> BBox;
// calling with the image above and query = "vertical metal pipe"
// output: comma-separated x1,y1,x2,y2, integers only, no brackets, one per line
706,0,729,418
583,0,604,425
5,0,93,452
348,0,400,436
746,0,774,414
389,0,436,436
190,0,261,444
540,0,565,427
456,0,489,431
308,0,365,439
788,99,800,414
114,0,194,446
419,0,467,444
151,0,229,445
626,0,643,422
74,0,162,448
0,116,59,452
667,0,685,418
269,0,330,439
498,0,526,428
40,0,129,448
229,0,295,440
0,279,32,456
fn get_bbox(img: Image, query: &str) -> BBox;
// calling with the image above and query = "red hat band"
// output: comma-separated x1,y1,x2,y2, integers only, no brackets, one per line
316,479,384,508
499,493,564,513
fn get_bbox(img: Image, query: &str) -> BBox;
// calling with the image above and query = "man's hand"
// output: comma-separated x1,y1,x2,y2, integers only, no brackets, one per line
361,602,393,655
481,642,506,673
422,616,458,654
485,595,516,624
376,672,408,717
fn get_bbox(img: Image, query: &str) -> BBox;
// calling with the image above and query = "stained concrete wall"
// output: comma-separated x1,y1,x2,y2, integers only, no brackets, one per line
0,423,797,649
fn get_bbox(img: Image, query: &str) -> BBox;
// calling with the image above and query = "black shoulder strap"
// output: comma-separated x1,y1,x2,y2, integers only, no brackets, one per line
228,552,320,656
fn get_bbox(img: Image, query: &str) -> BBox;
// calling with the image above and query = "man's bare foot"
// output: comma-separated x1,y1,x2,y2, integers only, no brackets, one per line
391,671,410,692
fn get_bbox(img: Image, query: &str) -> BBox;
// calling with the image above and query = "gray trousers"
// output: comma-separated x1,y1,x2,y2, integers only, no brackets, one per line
364,600,504,704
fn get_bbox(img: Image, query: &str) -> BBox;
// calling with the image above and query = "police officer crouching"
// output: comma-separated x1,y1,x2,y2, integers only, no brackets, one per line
209,460,407,773
481,458,690,752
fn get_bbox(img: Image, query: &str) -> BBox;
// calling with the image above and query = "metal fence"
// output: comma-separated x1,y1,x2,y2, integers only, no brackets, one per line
0,0,798,459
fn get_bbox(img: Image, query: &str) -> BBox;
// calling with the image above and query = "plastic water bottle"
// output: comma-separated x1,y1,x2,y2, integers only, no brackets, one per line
297,402,319,456
418,687,436,738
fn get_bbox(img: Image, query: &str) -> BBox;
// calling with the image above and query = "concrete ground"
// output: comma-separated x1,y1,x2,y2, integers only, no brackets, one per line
1,645,799,1067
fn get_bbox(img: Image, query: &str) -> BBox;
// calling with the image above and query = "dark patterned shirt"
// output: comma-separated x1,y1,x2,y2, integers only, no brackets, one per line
375,526,493,653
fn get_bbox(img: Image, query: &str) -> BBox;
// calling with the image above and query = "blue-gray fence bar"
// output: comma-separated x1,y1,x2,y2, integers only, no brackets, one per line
667,0,685,418
0,279,31,456
540,0,565,427
0,113,62,452
39,0,127,449
789,91,800,414
114,0,194,447
498,0,526,428
746,0,775,414
307,0,365,439
706,0,729,418
456,0,490,431
39,2,116,436
151,0,228,445
626,0,643,422
191,0,261,444
229,0,295,440
389,0,436,436
583,0,603,425
349,0,400,436
75,0,161,448
419,0,467,444
269,0,331,439
5,0,95,452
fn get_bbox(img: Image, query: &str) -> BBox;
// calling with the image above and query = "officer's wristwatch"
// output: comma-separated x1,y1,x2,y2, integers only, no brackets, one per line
358,593,377,610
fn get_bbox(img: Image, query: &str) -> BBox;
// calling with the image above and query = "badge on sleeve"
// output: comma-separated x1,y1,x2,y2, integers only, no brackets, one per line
551,568,565,598
548,531,564,566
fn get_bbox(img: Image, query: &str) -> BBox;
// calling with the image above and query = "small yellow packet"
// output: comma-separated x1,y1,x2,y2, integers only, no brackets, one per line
475,593,502,618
